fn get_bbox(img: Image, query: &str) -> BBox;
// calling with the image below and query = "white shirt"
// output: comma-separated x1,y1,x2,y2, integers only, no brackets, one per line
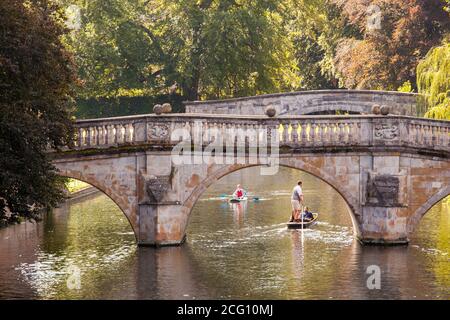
292,185,303,201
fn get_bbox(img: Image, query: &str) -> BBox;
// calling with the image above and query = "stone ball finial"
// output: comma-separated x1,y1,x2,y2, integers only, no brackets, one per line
265,106,277,117
380,105,390,116
162,103,172,114
372,104,381,115
153,104,163,115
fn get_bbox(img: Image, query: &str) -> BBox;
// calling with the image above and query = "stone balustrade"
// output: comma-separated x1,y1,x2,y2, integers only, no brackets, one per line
70,114,450,154
184,90,420,116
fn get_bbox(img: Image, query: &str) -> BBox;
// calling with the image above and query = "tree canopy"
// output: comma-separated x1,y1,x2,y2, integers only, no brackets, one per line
63,0,300,101
333,0,449,91
63,0,449,109
417,39,450,119
0,0,76,223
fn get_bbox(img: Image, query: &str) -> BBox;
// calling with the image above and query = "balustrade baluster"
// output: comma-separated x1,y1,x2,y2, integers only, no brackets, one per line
124,123,130,143
203,122,209,144
130,123,135,142
95,126,100,145
103,125,109,145
292,123,299,143
356,122,362,145
430,126,437,146
90,127,96,145
445,127,450,148
408,123,414,145
77,127,84,147
209,122,216,143
121,124,126,143
220,122,226,144
347,123,354,144
338,123,345,143
125,123,131,143
443,126,447,147
424,125,430,145
282,122,289,143
310,123,316,144
101,126,105,145
301,122,307,145
326,123,333,144
319,123,326,145
97,126,103,145
110,125,116,144
114,124,119,143
414,124,421,145
226,123,233,146
85,127,92,146
331,123,338,143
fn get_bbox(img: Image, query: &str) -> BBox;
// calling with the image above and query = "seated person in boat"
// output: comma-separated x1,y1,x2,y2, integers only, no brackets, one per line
302,207,314,221
232,184,246,199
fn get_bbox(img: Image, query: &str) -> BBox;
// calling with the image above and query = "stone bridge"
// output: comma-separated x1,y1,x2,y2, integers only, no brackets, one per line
185,90,419,116
51,112,450,247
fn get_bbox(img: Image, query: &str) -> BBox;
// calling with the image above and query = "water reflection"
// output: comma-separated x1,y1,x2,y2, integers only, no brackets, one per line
0,167,448,299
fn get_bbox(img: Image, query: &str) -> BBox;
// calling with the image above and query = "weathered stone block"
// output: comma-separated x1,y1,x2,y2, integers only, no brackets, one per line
366,174,400,207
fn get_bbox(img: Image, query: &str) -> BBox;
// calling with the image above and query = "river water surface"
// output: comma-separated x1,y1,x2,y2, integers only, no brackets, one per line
0,167,448,299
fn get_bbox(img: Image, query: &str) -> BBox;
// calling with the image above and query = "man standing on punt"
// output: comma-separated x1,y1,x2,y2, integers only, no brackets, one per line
290,180,304,222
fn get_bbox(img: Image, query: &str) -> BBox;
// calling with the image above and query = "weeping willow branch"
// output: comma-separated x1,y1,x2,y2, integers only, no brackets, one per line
417,39,450,120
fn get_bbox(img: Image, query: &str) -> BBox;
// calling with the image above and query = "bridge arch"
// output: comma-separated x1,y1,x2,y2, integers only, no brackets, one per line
183,160,362,237
56,170,138,242
408,186,450,234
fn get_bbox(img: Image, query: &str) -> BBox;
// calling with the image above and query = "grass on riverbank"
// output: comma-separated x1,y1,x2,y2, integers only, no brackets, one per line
66,179,91,194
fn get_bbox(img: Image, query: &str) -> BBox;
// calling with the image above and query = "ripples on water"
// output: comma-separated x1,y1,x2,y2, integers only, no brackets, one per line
0,167,448,299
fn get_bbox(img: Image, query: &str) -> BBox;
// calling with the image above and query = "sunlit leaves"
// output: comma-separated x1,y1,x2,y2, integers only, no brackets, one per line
332,0,450,90
417,40,450,119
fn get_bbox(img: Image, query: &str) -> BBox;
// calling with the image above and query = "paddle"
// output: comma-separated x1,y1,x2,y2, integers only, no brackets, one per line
220,192,259,201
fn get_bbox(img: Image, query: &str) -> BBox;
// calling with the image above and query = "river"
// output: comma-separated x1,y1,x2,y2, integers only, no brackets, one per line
0,167,448,299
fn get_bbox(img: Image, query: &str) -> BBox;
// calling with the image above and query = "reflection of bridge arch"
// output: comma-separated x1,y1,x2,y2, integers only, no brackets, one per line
183,161,361,238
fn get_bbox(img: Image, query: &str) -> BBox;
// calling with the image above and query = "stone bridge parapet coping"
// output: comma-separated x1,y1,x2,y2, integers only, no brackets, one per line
184,90,420,116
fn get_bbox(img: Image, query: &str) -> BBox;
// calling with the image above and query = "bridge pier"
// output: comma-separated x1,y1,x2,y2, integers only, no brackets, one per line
357,155,411,245
137,203,188,246
358,207,409,245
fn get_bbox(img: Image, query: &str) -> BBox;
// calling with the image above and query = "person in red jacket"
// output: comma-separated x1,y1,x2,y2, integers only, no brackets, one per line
233,184,246,199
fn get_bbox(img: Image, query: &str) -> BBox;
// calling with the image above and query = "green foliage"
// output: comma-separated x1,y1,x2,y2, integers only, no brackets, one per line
287,0,360,89
66,179,90,193
398,81,414,93
62,0,159,98
63,0,300,101
417,40,450,119
0,0,76,223
76,94,184,119
60,0,450,113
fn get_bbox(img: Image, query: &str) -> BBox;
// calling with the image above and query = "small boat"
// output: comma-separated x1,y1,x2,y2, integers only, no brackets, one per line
287,213,319,229
229,197,248,203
